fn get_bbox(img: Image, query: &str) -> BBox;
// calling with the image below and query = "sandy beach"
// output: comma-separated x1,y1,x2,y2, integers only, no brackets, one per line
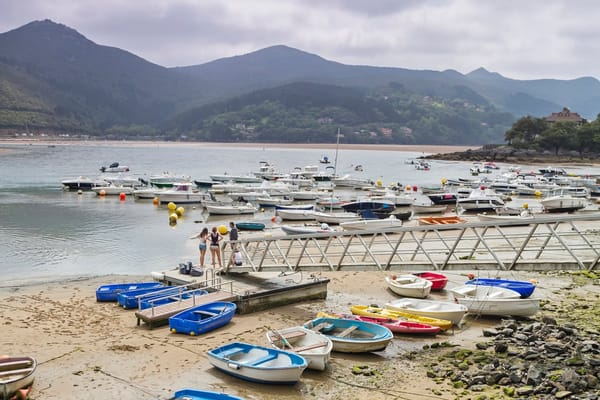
2,270,593,400
0,138,477,155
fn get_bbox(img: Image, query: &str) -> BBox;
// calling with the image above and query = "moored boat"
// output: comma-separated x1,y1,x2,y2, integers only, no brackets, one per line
267,326,333,371
157,183,211,204
117,285,181,309
313,211,361,225
339,215,402,231
385,274,432,298
303,317,393,353
0,356,37,399
205,203,257,215
61,176,107,190
207,342,307,384
450,284,521,299
456,296,541,317
418,215,466,225
349,315,441,335
280,224,335,235
169,302,237,336
235,221,266,231
140,289,208,310
276,208,316,221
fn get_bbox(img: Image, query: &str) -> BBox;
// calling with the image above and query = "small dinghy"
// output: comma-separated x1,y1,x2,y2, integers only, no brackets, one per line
465,278,536,298
385,298,468,326
117,286,180,309
267,326,333,371
95,282,164,302
0,356,37,399
412,271,448,291
303,317,393,353
207,342,307,384
450,284,521,299
140,289,208,310
235,221,266,231
171,388,245,400
350,315,441,335
169,302,237,336
385,274,433,298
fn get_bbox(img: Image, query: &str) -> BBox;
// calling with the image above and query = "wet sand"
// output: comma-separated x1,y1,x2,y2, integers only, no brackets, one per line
1,270,579,400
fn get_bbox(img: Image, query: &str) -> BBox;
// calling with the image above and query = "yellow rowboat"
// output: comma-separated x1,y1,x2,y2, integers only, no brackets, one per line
350,305,452,331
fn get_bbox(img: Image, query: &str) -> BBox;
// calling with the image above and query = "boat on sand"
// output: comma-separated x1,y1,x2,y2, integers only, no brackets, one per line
267,326,333,371
385,274,432,298
384,298,467,326
169,302,237,336
303,317,393,353
0,356,37,399
207,342,307,384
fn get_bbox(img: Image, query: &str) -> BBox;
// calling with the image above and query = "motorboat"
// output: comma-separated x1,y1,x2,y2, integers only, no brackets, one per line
313,211,361,225
61,176,107,190
456,187,505,212
340,215,402,231
540,192,588,213
91,185,134,196
205,202,257,215
340,198,395,213
157,183,211,204
331,174,371,188
149,172,192,188
276,208,316,221
99,162,130,173
209,173,263,183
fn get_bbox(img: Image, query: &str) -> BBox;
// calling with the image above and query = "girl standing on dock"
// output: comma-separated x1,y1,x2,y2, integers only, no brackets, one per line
196,227,209,268
209,226,223,271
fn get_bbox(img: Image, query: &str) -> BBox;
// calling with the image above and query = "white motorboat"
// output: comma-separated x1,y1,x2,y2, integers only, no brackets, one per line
290,190,322,200
384,274,432,298
209,173,263,183
456,188,505,212
102,174,141,187
99,162,129,173
267,326,333,371
385,298,468,326
331,174,371,188
156,183,211,204
205,202,257,215
132,187,161,200
411,204,448,214
339,215,402,231
313,211,361,225
257,196,294,207
92,185,134,196
540,193,588,213
280,223,335,235
276,208,316,221
149,172,192,188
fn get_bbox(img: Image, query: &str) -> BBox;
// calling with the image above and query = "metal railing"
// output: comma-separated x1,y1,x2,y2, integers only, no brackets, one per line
222,213,600,272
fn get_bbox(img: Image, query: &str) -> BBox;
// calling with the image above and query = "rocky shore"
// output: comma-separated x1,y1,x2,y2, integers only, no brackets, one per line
422,145,600,166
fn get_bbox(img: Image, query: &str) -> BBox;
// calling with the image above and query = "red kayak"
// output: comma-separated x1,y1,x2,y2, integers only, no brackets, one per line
353,315,441,335
413,271,448,291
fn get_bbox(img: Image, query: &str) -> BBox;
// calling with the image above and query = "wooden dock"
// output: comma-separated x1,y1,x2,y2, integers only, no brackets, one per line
135,291,236,329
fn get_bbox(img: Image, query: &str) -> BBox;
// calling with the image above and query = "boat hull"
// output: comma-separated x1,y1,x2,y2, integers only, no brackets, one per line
303,317,393,353
267,326,333,371
173,389,245,400
385,275,432,298
465,278,536,298
0,356,37,399
457,297,540,317
350,305,453,330
207,342,307,384
413,272,448,291
384,298,467,326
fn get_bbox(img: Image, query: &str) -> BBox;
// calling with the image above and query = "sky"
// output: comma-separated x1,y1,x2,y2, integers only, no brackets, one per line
1,0,599,80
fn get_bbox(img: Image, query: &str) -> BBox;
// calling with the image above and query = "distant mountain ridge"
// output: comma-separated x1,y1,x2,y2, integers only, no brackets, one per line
0,19,598,144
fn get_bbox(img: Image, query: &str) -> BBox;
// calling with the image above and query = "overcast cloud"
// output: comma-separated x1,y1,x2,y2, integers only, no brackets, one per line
1,0,599,80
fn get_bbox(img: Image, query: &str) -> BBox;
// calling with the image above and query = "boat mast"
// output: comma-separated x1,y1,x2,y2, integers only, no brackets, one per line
333,128,340,178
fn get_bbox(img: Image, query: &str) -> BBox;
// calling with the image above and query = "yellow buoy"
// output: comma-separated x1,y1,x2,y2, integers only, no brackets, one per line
171,329,176,333
534,191,542,197
218,225,228,235
169,213,178,224
441,178,447,185
190,332,196,336
176,206,185,217
523,203,529,209
376,179,382,187
167,202,177,211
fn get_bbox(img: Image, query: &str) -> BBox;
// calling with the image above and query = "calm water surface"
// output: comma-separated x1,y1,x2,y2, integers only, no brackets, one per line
1,142,597,282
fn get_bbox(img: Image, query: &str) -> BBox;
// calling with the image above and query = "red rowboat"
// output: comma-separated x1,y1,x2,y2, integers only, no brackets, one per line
353,315,441,335
413,271,448,291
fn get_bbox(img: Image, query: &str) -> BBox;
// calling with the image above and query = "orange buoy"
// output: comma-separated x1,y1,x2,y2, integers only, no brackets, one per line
467,273,475,280
153,197,159,205
390,274,397,280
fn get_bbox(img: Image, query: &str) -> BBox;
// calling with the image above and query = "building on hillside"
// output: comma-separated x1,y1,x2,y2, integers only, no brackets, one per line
544,107,586,124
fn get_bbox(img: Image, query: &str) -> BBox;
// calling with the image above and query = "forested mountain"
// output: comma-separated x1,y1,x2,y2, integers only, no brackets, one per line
0,19,598,144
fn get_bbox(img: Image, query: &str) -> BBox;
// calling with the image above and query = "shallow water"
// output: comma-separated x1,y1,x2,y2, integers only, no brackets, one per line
1,142,598,282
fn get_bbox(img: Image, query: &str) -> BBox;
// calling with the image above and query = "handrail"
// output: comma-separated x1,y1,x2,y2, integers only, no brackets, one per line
222,213,600,272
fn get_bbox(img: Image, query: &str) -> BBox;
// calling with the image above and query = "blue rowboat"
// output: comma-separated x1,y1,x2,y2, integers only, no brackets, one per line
466,278,536,298
172,389,244,400
207,341,307,384
303,317,393,353
117,286,180,309
235,221,265,231
95,282,164,302
169,302,237,336
139,289,208,310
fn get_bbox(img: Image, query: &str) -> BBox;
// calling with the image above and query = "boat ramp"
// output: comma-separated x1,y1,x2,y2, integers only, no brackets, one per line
137,268,329,328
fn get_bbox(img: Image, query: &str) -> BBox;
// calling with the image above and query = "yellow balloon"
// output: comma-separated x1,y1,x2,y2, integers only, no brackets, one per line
218,225,228,235
167,202,177,211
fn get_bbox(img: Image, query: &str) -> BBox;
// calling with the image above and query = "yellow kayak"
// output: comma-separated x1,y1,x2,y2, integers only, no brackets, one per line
350,305,452,330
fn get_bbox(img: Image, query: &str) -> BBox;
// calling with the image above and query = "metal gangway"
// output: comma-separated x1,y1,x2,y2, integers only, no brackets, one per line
223,213,600,273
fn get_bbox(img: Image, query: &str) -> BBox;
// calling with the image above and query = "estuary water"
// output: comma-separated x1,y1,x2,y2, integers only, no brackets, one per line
1,141,597,283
